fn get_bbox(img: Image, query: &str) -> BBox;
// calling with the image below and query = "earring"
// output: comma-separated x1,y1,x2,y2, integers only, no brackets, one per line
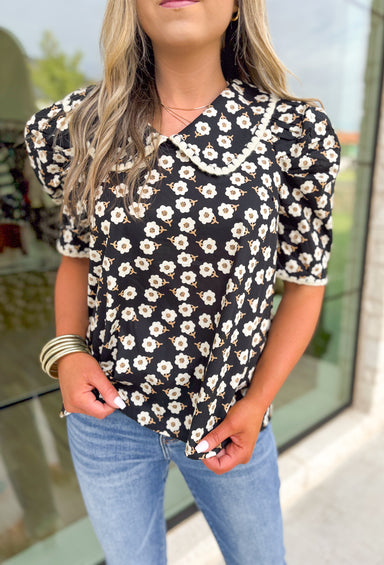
231,8,239,21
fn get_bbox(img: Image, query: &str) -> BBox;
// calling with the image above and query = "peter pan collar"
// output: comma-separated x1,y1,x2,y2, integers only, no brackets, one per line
114,80,278,176
166,79,278,176
131,80,278,177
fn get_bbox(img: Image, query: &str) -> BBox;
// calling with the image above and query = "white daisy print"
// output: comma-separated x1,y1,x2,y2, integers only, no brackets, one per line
199,262,216,277
172,234,189,250
157,205,174,223
157,361,173,376
121,334,136,350
175,197,194,214
171,180,188,195
142,337,159,353
199,207,216,224
173,336,188,351
144,289,160,303
149,321,165,337
180,321,196,335
149,275,163,288
138,304,154,318
217,116,232,132
225,240,239,256
118,262,133,277
166,418,181,433
159,260,176,276
131,391,146,406
200,183,217,199
195,121,211,135
177,252,195,267
140,239,157,255
174,286,190,301
179,166,195,179
137,412,152,426
162,309,177,324
115,237,132,254
199,238,217,254
179,217,196,233
116,358,131,374
198,314,212,329
218,203,235,219
158,155,175,170
200,290,216,306
111,207,126,224
144,222,161,238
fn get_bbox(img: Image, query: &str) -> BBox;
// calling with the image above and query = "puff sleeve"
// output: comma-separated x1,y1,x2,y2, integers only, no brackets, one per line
24,89,91,258
272,102,340,285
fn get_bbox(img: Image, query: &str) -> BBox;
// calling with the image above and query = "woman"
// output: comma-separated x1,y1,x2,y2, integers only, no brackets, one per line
25,0,340,563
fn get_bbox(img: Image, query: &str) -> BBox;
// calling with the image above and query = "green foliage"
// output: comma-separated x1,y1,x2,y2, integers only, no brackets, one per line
29,31,88,102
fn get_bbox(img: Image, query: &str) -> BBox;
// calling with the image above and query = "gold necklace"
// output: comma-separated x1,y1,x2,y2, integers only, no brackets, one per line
162,103,211,111
160,102,211,127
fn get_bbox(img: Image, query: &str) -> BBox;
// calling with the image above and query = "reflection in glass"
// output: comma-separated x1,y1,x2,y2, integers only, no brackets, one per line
0,393,86,561
0,28,89,561
272,0,384,447
0,29,60,277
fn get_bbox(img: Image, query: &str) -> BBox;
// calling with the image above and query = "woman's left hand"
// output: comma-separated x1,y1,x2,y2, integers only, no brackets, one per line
196,396,266,475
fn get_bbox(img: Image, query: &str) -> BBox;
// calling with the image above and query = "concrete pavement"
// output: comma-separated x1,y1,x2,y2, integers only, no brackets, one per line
167,416,384,564
283,427,384,564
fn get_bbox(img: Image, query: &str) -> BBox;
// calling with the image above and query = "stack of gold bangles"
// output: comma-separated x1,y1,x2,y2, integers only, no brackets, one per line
40,334,91,379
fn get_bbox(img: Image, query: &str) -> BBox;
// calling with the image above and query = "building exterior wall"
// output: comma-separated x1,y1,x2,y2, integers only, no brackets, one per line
355,79,384,416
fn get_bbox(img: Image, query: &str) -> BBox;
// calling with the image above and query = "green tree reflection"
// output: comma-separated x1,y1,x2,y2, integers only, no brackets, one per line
30,31,88,102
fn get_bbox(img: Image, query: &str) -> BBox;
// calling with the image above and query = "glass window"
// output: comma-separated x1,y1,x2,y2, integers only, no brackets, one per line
0,10,102,563
268,0,384,446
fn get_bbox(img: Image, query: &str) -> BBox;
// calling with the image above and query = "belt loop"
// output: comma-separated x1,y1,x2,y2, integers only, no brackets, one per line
159,434,171,460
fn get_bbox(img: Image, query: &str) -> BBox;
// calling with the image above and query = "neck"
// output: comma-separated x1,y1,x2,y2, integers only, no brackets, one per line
153,43,227,108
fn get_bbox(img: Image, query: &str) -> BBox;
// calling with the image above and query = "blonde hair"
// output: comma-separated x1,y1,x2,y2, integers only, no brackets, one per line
64,0,298,218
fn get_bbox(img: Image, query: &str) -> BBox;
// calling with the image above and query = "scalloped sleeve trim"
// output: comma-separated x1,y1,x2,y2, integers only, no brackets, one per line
276,270,328,286
56,241,90,258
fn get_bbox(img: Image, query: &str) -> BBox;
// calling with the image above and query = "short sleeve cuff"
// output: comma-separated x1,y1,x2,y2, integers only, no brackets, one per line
276,270,328,286
56,240,90,258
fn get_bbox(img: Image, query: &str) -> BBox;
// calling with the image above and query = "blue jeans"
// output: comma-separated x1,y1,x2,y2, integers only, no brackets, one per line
67,411,285,565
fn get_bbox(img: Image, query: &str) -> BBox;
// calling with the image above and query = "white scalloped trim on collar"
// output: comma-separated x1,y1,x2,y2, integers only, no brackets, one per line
168,94,278,176
111,132,168,172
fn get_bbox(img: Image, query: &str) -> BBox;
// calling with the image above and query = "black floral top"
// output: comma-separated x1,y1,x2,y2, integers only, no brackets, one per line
25,79,340,458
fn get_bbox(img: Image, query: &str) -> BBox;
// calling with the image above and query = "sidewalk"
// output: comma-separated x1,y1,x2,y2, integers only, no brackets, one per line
167,416,384,564
283,427,384,564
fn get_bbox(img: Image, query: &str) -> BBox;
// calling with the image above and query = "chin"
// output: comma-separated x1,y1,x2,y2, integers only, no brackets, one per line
152,27,207,50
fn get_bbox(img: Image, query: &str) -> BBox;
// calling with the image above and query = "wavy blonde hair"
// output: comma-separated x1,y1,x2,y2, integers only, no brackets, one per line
64,0,299,218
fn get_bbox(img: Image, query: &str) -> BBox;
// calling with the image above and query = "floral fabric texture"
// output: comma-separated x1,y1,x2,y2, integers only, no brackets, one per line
25,80,340,458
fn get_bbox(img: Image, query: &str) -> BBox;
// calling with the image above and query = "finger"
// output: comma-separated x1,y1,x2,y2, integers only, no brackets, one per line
92,372,126,411
195,419,234,454
203,443,240,474
65,388,117,419
84,395,117,419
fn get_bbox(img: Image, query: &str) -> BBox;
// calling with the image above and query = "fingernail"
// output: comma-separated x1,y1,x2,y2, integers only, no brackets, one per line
205,452,216,459
114,396,126,410
195,440,209,453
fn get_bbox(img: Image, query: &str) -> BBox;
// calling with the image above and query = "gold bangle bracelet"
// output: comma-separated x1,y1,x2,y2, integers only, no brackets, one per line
40,335,91,379
40,335,87,363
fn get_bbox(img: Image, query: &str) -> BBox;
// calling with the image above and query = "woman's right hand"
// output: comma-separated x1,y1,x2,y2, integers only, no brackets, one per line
57,352,126,419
